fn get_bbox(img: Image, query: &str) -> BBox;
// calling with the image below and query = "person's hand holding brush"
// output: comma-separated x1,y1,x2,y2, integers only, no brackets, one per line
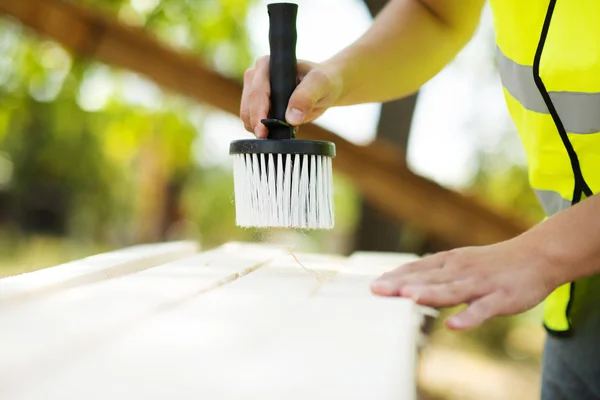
240,57,342,139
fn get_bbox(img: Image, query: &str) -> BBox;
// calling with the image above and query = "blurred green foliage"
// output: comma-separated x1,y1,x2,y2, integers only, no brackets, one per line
0,0,260,265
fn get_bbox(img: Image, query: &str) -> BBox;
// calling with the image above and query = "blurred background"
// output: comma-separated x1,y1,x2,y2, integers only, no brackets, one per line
0,0,547,398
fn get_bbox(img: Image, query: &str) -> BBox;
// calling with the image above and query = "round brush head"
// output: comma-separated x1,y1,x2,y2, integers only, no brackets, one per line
230,120,336,229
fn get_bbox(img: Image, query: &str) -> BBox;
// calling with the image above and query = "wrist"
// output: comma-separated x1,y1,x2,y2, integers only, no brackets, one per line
519,225,579,290
321,48,362,106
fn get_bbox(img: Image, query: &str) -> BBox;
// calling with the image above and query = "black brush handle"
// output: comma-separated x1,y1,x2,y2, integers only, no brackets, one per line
266,2,297,140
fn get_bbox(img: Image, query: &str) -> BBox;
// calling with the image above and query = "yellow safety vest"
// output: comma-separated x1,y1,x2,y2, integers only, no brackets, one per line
488,0,600,336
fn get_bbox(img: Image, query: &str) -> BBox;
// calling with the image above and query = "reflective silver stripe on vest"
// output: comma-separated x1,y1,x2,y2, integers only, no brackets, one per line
497,47,600,134
535,189,571,216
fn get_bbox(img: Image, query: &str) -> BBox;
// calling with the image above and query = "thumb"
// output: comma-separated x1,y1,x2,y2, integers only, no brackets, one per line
285,70,331,125
446,292,503,330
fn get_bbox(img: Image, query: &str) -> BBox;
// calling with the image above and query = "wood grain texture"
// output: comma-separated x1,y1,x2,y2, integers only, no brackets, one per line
0,242,423,400
0,241,198,306
0,242,287,398
0,0,530,247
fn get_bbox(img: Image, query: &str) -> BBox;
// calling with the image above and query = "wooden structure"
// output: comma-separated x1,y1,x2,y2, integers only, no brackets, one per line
0,241,431,399
0,0,531,248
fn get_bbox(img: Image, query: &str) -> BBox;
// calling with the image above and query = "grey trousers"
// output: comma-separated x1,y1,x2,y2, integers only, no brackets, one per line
541,274,600,399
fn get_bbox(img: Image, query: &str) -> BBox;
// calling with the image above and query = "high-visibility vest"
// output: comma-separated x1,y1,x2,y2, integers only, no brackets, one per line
487,0,600,336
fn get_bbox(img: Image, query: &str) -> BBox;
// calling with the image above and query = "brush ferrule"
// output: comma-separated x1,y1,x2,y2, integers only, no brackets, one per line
229,139,336,158
262,118,296,140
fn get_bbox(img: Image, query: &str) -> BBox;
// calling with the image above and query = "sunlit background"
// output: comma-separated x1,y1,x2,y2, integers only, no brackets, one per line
0,0,547,398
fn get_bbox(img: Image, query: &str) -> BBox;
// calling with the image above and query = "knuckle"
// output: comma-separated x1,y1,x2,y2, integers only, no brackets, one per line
379,271,396,280
404,271,427,285
496,285,513,299
446,282,464,296
478,297,499,313
440,250,458,268
311,68,331,83
443,249,472,270
240,108,250,123
445,249,460,259
256,55,269,68
401,261,418,272
249,87,267,100
290,90,315,110
244,67,255,81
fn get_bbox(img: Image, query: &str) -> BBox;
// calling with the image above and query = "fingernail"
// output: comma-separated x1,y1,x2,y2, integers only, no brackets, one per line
370,280,396,295
286,108,304,125
254,127,264,138
446,316,465,330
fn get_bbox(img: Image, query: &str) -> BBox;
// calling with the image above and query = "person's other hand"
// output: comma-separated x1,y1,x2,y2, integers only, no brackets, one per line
240,56,343,138
370,238,559,330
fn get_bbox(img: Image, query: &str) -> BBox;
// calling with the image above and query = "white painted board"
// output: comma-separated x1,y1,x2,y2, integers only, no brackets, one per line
0,242,425,400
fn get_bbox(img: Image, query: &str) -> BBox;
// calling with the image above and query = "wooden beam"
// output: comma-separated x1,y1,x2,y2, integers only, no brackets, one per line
0,0,531,247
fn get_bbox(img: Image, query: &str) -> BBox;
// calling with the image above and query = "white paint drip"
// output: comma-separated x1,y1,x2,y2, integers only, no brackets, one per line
233,153,334,229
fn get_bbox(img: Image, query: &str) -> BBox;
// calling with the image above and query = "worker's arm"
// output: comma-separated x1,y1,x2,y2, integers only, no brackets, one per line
241,0,485,138
326,0,485,105
371,194,600,330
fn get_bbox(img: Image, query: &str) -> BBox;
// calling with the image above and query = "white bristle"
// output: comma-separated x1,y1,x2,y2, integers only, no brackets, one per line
232,153,334,229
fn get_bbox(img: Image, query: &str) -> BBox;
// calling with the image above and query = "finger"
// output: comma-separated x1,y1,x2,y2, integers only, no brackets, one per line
445,292,504,330
296,59,315,77
285,69,331,125
392,252,448,276
240,67,255,132
370,279,401,296
248,56,270,138
371,269,457,297
383,268,462,291
371,262,456,297
400,280,476,308
372,252,448,288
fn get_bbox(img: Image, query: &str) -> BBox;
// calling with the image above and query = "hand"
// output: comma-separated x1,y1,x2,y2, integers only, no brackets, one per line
370,238,560,330
240,56,343,138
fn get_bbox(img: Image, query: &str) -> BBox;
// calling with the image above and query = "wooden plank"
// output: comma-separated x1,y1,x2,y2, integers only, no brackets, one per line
0,241,198,306
0,0,530,247
203,251,421,400
221,252,421,400
0,242,290,398
202,297,418,400
1,245,422,400
0,247,344,399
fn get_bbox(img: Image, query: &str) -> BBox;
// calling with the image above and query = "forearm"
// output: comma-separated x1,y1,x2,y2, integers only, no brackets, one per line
522,194,600,287
322,0,485,106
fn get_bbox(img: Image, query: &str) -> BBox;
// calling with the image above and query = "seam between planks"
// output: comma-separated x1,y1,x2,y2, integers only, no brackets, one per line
0,242,198,307
1,256,278,397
